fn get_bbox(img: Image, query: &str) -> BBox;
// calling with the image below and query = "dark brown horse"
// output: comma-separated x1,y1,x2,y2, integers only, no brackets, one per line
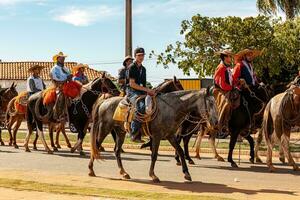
0,83,18,145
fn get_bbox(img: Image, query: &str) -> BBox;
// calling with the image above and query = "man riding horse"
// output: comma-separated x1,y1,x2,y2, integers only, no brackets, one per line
118,56,134,96
213,50,235,134
72,63,89,85
126,47,155,143
27,65,46,96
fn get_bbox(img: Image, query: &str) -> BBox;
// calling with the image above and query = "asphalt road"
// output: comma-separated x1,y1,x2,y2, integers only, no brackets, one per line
0,145,299,200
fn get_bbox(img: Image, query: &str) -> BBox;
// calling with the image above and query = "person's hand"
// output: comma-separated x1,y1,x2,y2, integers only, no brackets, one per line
147,88,156,96
239,79,246,86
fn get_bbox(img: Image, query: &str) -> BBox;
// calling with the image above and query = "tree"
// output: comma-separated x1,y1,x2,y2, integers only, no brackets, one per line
257,0,300,19
151,15,300,84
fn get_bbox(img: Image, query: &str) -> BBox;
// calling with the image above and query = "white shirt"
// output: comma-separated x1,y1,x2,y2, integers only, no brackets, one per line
26,76,44,93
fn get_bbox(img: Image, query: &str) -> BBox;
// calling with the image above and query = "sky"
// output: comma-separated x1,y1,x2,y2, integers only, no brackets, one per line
0,0,262,85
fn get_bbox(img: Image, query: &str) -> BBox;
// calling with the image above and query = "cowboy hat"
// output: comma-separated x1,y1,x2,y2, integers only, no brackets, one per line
215,50,233,56
28,64,44,72
53,52,68,63
72,63,88,73
123,55,134,67
235,49,262,60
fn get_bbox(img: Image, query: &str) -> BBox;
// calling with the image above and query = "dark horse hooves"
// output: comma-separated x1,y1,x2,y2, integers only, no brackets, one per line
14,144,19,149
249,158,254,164
184,173,192,181
188,160,195,165
231,162,239,168
99,146,105,152
88,171,96,177
0,141,5,146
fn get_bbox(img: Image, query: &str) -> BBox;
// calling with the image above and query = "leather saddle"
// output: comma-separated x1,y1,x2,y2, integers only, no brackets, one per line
113,98,134,123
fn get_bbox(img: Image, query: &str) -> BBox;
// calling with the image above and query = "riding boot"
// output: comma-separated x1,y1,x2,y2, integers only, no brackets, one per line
129,121,144,143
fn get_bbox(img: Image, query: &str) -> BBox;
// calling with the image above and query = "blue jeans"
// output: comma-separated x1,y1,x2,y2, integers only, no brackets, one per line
126,88,146,136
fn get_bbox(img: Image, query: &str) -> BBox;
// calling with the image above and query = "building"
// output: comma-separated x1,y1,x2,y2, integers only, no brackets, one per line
165,78,214,90
0,61,112,92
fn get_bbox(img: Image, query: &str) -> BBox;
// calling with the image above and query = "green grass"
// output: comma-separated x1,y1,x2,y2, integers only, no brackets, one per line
1,130,300,152
0,178,233,200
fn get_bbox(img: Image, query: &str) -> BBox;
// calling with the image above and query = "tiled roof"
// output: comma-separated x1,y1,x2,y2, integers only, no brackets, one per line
0,61,114,81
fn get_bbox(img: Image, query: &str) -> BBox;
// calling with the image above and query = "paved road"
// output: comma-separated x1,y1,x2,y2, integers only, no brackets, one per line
0,145,299,200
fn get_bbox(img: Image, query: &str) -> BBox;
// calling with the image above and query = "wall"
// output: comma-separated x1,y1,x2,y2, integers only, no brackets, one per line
0,80,52,93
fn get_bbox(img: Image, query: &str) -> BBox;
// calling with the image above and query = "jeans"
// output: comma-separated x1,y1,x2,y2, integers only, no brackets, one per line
126,88,146,136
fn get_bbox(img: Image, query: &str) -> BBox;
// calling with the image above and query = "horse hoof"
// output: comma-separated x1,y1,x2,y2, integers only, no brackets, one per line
279,157,285,164
121,149,125,153
79,151,86,156
231,162,238,168
99,146,105,152
188,160,195,165
217,156,225,162
88,171,96,177
249,158,254,164
123,174,131,179
8,142,12,146
67,144,72,149
47,150,53,154
14,145,19,149
176,162,182,166
293,166,299,171
184,173,192,181
195,155,201,160
56,144,61,149
25,148,31,152
152,177,160,183
70,148,75,153
53,147,58,152
33,146,38,150
256,157,263,164
0,141,5,146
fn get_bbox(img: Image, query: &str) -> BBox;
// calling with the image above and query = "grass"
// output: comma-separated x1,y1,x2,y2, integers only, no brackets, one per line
0,178,233,200
1,130,300,152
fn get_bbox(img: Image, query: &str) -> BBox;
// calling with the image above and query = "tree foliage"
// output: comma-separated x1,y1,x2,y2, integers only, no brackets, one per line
257,0,300,19
151,15,300,84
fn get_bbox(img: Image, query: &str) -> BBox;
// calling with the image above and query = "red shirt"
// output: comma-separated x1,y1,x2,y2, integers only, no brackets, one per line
214,62,233,91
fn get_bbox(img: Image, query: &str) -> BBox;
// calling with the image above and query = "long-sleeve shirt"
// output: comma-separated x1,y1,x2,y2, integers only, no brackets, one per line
72,72,89,84
50,64,71,82
26,76,46,94
214,62,233,91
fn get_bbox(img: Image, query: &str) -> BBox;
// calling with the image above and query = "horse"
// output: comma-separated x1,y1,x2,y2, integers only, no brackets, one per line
24,75,119,154
227,84,270,167
89,90,215,183
260,91,299,172
5,95,72,150
0,83,18,145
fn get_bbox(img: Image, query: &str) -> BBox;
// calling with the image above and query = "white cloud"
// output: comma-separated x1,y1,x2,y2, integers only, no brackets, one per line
52,5,120,27
0,0,46,6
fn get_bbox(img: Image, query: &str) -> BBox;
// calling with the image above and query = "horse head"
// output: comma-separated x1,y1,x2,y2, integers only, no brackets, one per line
0,82,18,111
88,75,120,97
155,77,184,93
203,87,219,131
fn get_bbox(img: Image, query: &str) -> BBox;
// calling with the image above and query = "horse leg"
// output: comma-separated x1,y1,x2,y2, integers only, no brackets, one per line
245,134,255,164
209,133,224,162
149,136,161,183
168,135,192,181
183,134,195,165
55,127,61,149
254,128,264,163
278,144,285,164
12,118,22,149
61,124,72,149
115,130,130,179
194,129,204,160
228,131,239,168
33,131,38,150
174,135,182,166
24,125,33,152
265,134,276,172
0,129,4,146
7,116,16,146
49,124,58,152
281,133,299,171
37,122,52,154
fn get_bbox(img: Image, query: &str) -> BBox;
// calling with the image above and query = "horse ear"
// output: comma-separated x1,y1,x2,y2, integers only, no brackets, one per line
10,82,15,88
206,86,210,97
102,72,106,78
173,76,177,82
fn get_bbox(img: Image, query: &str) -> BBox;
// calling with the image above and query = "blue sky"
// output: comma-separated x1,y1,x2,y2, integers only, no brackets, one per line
0,0,262,85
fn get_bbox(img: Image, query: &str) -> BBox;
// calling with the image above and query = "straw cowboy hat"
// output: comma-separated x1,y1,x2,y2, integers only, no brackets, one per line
123,55,134,67
52,51,68,62
28,64,44,72
235,49,262,60
216,50,233,56
72,63,88,73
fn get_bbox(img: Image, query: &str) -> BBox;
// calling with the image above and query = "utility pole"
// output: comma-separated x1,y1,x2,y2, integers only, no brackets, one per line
125,0,132,57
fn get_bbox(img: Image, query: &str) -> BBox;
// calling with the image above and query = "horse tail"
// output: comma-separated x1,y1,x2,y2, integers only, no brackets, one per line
5,97,16,124
90,102,102,160
262,101,273,142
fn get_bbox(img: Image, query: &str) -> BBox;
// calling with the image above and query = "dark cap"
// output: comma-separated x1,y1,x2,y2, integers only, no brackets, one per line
134,47,145,56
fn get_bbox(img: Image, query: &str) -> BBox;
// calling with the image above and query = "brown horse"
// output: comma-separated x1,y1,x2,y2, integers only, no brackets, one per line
0,83,18,145
260,91,299,172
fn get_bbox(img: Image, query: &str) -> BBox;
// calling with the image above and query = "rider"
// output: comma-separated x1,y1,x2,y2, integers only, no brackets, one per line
118,56,134,96
27,65,46,96
126,47,155,143
72,63,89,85
213,50,234,134
233,48,262,87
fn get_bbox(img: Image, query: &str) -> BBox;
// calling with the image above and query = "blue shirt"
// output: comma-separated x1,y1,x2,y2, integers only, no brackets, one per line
50,64,71,82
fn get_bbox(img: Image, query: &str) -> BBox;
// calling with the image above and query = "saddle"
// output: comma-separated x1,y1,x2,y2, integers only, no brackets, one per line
15,92,29,113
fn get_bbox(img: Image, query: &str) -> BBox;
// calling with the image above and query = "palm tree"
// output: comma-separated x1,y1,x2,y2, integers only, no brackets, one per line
257,0,300,19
